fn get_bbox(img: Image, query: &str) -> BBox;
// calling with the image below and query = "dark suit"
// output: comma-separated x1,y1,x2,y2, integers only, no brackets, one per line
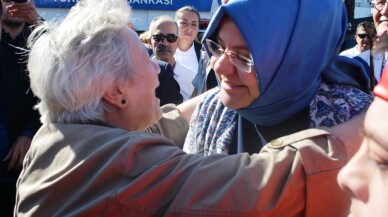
155,60,183,105
0,27,41,217
194,40,202,62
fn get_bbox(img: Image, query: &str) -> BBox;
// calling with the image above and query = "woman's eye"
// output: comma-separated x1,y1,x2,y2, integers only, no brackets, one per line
237,55,248,62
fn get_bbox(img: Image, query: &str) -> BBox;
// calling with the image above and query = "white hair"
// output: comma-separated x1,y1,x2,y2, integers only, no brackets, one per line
27,0,134,124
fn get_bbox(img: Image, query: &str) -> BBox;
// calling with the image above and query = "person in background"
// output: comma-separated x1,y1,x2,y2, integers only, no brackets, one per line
354,0,388,86
128,22,134,30
337,36,388,216
183,0,372,155
139,30,153,56
15,0,358,216
340,21,376,58
190,47,218,97
174,6,201,76
190,0,229,97
0,0,42,216
148,15,194,102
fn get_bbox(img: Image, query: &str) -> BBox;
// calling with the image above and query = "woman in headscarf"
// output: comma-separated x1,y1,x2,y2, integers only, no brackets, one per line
183,0,373,155
14,0,357,216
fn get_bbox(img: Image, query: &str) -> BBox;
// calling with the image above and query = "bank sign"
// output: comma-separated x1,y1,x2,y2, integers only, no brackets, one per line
34,0,213,11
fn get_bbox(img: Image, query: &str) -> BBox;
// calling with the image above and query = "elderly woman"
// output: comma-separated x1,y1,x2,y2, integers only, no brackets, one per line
15,0,357,216
183,0,373,155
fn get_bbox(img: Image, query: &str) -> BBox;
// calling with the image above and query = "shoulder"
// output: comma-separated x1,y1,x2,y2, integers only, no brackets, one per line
267,128,330,148
339,47,353,56
36,123,175,148
354,50,370,61
262,127,349,216
265,128,346,172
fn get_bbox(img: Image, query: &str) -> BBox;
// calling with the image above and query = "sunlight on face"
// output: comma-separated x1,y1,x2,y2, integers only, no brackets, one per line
212,17,259,110
124,28,162,131
337,98,388,217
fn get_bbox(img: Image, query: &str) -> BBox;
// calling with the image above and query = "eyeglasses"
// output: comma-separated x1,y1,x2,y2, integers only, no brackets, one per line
151,34,178,43
371,0,388,11
205,39,254,73
357,33,376,39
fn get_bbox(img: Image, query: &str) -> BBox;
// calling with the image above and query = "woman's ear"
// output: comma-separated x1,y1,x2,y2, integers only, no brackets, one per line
103,83,128,108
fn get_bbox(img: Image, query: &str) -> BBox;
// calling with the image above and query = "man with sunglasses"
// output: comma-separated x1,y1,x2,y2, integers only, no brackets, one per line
354,1,388,85
148,15,196,102
340,21,376,58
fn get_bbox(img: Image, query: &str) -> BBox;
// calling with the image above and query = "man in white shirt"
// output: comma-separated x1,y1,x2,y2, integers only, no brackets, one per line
340,21,376,58
354,1,388,87
148,16,196,101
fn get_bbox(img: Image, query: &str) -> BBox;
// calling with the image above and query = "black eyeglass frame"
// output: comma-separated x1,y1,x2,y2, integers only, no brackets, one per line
151,34,178,43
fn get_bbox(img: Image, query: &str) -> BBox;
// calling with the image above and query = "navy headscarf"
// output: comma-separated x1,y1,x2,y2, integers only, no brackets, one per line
202,0,369,126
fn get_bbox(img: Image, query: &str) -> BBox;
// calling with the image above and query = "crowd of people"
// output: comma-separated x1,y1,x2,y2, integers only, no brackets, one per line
1,0,388,216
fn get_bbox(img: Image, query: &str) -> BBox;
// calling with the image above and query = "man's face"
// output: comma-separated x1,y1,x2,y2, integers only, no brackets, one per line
1,0,24,27
373,0,388,36
148,19,178,65
355,27,375,53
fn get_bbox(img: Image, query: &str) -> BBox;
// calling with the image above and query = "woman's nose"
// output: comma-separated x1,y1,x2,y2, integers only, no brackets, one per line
213,53,235,75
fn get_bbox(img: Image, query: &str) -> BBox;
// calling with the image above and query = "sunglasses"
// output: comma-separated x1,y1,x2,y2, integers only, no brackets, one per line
151,34,178,43
357,33,376,39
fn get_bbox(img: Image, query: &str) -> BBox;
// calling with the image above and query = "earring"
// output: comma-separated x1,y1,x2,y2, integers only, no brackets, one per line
121,99,126,105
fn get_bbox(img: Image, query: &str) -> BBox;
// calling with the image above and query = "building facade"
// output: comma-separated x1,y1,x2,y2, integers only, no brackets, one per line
35,0,222,31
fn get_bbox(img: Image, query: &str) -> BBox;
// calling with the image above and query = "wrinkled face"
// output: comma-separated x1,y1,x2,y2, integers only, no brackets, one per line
211,17,259,109
355,27,375,52
176,11,199,44
337,97,388,217
373,0,388,36
149,19,178,66
1,0,24,27
124,28,162,131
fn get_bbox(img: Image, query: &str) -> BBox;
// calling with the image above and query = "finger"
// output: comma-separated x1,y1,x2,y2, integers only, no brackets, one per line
3,143,16,162
3,149,11,162
7,142,22,170
7,152,18,170
17,154,24,169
